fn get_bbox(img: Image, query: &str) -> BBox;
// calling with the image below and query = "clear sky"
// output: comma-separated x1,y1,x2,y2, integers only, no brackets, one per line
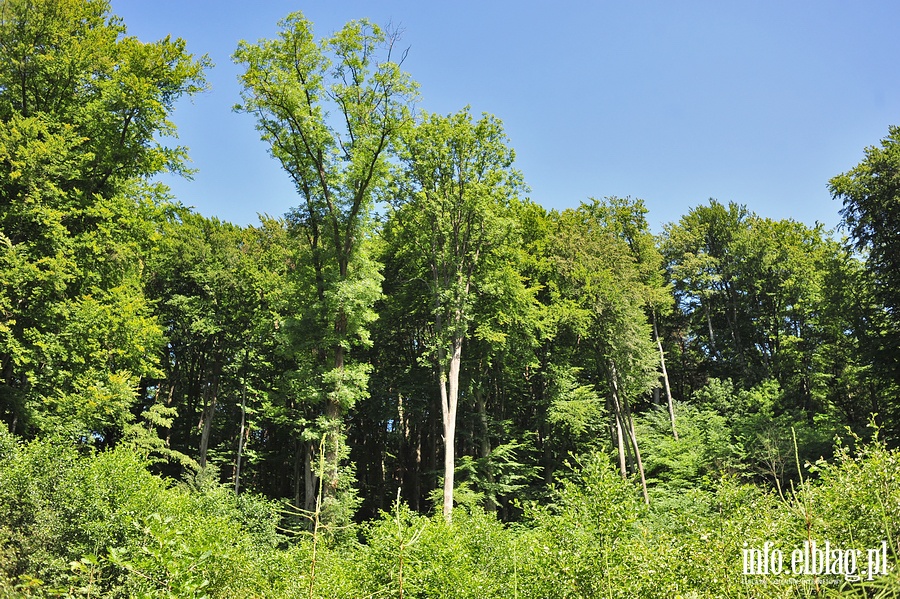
109,1,900,233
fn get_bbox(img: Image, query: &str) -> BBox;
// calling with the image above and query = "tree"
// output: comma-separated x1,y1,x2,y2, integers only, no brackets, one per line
519,204,658,502
829,126,900,389
587,197,677,439
558,206,658,503
143,212,266,475
661,200,753,390
390,108,522,521
233,12,417,515
662,200,869,420
0,0,208,439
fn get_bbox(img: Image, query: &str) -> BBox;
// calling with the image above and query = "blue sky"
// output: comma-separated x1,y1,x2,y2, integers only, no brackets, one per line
109,1,900,233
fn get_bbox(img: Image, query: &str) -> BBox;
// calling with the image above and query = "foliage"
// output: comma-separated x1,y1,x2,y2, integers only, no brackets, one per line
0,0,208,439
234,9,417,518
636,401,736,489
2,4,899,598
829,125,900,431
0,431,274,597
3,395,900,598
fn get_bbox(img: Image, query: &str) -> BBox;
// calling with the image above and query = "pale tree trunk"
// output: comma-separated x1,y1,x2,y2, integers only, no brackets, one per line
398,393,407,500
612,413,628,477
413,428,422,512
234,375,248,494
440,331,463,523
609,362,650,505
652,311,678,440
163,376,176,450
625,406,650,506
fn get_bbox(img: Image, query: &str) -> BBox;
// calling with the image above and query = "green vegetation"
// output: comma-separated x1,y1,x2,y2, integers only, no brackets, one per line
1,1,899,596
2,426,899,597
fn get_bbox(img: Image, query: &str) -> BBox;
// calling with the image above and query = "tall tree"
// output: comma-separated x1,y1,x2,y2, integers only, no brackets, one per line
0,0,207,438
233,13,417,515
391,108,522,521
661,200,872,437
548,206,658,503
829,126,900,391
515,204,658,501
143,211,274,474
661,200,752,390
587,197,677,439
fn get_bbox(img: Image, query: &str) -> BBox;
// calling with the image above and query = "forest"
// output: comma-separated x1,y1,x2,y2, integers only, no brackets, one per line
1,1,900,597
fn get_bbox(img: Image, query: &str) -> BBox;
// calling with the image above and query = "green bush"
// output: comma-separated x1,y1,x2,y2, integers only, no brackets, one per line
636,402,738,489
0,434,284,598
2,428,898,598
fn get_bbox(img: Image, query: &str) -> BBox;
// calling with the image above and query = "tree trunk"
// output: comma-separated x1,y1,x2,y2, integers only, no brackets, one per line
610,361,650,505
294,440,303,508
198,360,221,469
413,427,422,512
163,376,176,449
234,378,248,494
652,311,678,440
304,441,317,513
625,406,650,506
440,332,463,523
612,413,627,478
704,300,718,356
324,341,345,496
475,388,496,513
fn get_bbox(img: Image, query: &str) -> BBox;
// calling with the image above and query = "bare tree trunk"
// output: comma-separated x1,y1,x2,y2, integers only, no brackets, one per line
234,378,248,494
163,376,176,449
198,396,216,468
625,407,650,506
440,331,463,523
612,413,627,478
652,311,678,440
294,440,303,508
398,393,407,497
304,441,317,513
610,362,650,505
413,428,422,512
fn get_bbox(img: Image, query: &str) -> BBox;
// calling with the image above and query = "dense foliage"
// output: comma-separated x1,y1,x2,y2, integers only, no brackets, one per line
1,1,898,596
1,426,899,598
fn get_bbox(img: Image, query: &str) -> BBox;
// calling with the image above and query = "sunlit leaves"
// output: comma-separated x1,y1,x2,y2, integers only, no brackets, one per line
830,125,900,398
0,0,208,438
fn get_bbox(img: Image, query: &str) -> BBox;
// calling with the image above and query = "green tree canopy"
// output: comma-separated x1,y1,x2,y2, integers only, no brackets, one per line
234,11,417,518
390,107,523,520
830,125,900,392
0,0,208,438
